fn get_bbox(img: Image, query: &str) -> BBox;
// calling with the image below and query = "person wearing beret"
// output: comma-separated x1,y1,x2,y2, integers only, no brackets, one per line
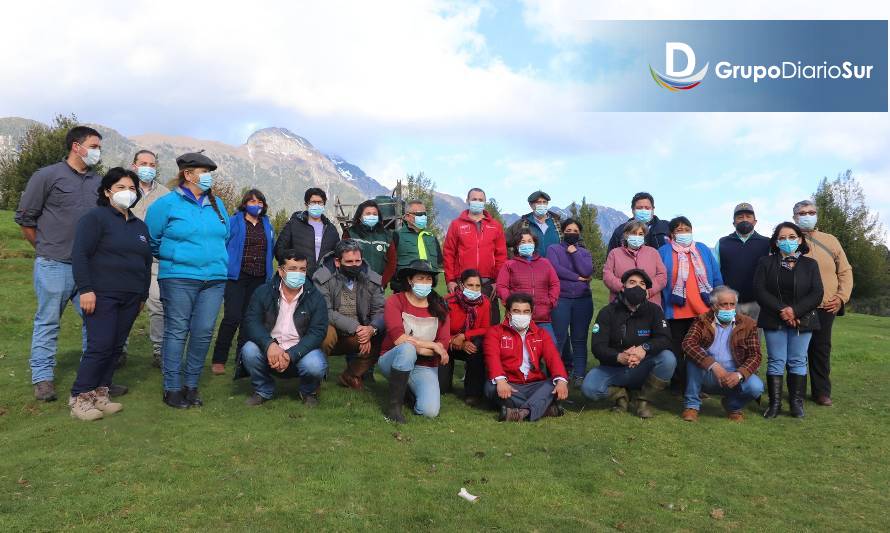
504,190,563,258
145,151,230,409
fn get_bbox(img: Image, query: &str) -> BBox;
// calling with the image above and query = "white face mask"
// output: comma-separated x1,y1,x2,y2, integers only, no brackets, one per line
509,313,532,331
111,190,136,210
81,147,101,167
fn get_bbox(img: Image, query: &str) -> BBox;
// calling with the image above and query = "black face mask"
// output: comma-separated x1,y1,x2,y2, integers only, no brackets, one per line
735,221,754,235
340,265,363,280
622,286,647,306
563,234,580,245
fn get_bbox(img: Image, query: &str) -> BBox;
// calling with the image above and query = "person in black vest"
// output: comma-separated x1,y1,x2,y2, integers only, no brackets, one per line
607,192,671,252
715,203,770,321
274,187,340,277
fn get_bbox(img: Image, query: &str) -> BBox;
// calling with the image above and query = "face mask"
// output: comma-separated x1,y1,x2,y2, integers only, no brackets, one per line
674,233,694,246
716,309,736,323
196,172,213,192
340,264,362,280
362,215,379,227
563,234,580,245
797,215,817,231
411,283,432,298
136,166,156,183
510,313,532,331
307,203,325,218
517,243,535,257
626,235,645,249
111,190,136,210
468,200,485,214
462,288,482,301
622,285,647,306
633,209,652,223
778,238,799,255
735,221,754,235
245,205,262,217
283,271,306,289
413,215,428,229
81,147,101,167
534,204,549,217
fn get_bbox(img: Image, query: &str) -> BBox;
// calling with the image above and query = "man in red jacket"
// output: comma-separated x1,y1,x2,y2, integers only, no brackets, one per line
483,292,569,422
443,187,507,322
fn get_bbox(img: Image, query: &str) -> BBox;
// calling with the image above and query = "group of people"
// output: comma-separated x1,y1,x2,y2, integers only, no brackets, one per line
14,126,853,423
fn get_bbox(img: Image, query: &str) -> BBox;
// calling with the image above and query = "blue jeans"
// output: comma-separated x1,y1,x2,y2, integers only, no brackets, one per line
30,257,86,384
240,341,327,398
683,360,765,411
581,350,676,400
159,279,225,391
377,343,440,418
551,295,594,378
764,328,812,376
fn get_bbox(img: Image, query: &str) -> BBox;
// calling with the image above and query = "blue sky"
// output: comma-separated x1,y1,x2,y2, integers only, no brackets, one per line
1,0,887,244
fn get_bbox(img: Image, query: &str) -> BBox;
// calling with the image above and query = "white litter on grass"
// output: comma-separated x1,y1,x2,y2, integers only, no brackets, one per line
458,487,479,502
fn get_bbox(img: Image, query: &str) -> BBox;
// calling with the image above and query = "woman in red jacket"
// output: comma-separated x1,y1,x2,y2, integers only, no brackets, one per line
440,269,491,406
496,229,560,340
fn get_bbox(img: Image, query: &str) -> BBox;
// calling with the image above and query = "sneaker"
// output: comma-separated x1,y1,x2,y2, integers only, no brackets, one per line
211,363,226,376
93,387,123,414
34,380,57,402
183,387,203,407
108,384,128,397
681,408,699,422
70,392,104,421
163,389,189,409
245,392,268,406
300,392,320,408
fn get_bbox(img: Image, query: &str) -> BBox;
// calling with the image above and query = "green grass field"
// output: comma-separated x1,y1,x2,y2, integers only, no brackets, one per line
1,210,889,532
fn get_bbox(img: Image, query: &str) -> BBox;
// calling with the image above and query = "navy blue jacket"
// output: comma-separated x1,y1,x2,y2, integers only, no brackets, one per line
226,211,275,281
716,231,770,303
72,206,153,299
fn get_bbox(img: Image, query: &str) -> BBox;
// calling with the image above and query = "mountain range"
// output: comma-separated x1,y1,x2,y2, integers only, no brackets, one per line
0,117,628,240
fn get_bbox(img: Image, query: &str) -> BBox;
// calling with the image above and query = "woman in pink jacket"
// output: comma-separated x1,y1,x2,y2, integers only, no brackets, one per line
496,229,560,339
603,220,667,307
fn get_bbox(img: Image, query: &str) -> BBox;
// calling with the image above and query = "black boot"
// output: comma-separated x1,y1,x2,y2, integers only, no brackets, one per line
163,389,189,409
788,373,806,418
385,369,411,423
183,387,203,407
763,375,783,419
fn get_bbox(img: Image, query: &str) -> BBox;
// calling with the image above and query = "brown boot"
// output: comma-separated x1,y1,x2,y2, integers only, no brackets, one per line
70,392,104,421
681,408,699,422
636,374,670,419
497,406,530,422
339,357,374,390
93,387,123,414
607,386,629,412
34,380,57,401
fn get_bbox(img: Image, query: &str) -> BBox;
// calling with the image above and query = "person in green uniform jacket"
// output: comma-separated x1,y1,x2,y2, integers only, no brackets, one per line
389,199,442,293
343,199,394,287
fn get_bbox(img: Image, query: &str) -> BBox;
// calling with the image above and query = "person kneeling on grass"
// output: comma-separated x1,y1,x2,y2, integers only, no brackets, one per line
235,249,329,407
483,292,569,422
581,269,676,418
680,285,764,422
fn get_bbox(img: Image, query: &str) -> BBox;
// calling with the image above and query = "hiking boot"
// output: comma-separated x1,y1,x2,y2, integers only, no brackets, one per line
636,374,670,419
93,387,123,414
211,363,226,376
108,384,128,397
385,369,411,423
727,411,745,422
183,387,203,407
300,392,320,408
543,401,565,418
70,392,104,421
497,406,529,422
152,346,162,369
337,370,364,390
607,386,629,412
814,394,833,407
763,375,783,419
245,392,268,406
163,389,189,409
34,380,57,402
681,408,699,422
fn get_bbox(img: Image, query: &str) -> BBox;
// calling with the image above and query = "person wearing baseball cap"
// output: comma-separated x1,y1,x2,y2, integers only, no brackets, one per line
504,190,562,257
715,202,770,321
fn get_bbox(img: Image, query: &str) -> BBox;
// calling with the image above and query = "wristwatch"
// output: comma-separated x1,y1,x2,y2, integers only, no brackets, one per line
737,372,745,383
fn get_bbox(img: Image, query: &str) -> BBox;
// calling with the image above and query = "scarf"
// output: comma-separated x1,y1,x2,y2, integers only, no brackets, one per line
670,239,713,306
781,252,801,271
454,289,483,333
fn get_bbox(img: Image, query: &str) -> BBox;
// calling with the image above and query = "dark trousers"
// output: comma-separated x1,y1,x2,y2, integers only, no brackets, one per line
439,339,486,398
668,318,694,391
483,380,556,421
212,275,265,364
481,279,501,325
808,308,836,398
551,295,594,379
71,291,142,396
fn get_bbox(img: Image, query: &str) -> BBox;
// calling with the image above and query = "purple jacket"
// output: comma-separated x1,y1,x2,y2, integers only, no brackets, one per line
545,243,594,299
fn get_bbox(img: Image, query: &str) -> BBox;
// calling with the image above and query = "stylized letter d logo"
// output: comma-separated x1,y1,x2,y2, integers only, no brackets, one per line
665,42,695,77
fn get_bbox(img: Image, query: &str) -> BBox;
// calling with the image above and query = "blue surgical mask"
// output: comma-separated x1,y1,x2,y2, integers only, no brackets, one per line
626,235,645,249
534,204,549,217
136,166,156,183
674,233,694,246
518,243,535,257
307,203,325,218
362,215,379,227
778,238,799,255
716,309,736,323
634,209,652,223
797,215,817,231
412,283,432,298
245,205,262,217
413,215,428,229
462,288,482,301
468,200,485,214
197,172,213,192
283,271,306,289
